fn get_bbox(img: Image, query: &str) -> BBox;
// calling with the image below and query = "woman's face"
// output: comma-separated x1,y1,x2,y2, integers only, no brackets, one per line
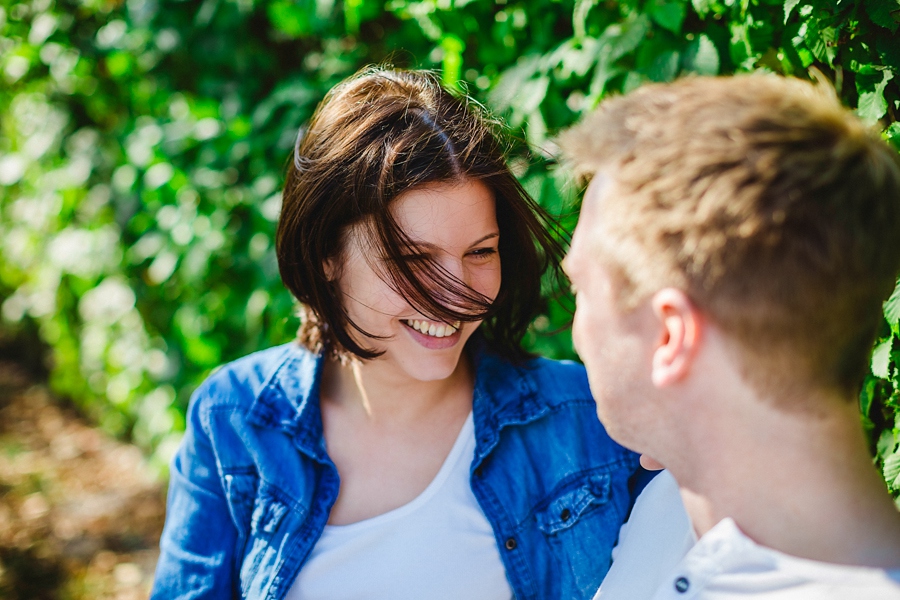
334,179,501,382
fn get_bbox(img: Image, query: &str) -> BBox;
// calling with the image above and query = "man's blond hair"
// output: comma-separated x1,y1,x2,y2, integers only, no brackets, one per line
560,74,900,398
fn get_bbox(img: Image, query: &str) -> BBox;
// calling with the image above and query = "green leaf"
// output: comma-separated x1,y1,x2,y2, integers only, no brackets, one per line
692,0,714,17
345,0,363,34
648,50,680,81
105,52,132,77
885,448,900,491
885,122,900,152
587,14,651,100
518,75,551,115
804,20,838,63
600,13,652,64
884,278,900,324
251,81,316,128
490,55,542,114
441,35,466,91
865,0,900,33
730,22,752,67
650,0,687,34
878,428,897,458
877,35,900,71
784,0,803,23
573,0,599,39
857,69,893,121
860,375,878,417
891,344,900,387
184,335,221,367
267,0,313,37
556,38,599,78
683,33,720,74
858,90,889,120
872,337,893,379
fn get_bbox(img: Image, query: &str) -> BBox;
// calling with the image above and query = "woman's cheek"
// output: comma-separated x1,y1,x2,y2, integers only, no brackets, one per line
475,262,502,302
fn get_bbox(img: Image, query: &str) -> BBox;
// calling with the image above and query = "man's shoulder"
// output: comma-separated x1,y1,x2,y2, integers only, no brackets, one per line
632,516,900,600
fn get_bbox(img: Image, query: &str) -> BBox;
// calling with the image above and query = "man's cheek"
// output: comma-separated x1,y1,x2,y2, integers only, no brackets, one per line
571,304,590,359
571,313,582,355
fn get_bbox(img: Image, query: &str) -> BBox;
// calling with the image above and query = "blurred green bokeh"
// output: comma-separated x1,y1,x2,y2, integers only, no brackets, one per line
1,0,899,494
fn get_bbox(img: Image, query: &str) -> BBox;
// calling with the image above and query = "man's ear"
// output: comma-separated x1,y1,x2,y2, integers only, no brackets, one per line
650,288,702,388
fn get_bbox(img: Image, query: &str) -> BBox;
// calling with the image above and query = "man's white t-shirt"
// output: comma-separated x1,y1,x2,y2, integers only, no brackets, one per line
285,413,513,600
596,470,900,600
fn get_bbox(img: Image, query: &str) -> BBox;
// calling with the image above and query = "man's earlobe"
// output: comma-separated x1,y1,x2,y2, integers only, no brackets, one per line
650,288,701,388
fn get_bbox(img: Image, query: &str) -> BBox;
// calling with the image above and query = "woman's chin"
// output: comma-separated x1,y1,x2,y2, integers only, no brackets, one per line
389,341,469,383
400,355,465,383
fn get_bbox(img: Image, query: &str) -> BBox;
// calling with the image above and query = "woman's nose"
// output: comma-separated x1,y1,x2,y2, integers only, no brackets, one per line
438,256,467,286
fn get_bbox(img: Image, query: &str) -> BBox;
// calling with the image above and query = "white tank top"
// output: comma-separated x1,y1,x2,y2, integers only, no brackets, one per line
285,413,514,600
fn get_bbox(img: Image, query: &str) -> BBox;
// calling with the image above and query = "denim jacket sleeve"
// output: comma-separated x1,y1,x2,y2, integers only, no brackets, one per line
151,390,238,599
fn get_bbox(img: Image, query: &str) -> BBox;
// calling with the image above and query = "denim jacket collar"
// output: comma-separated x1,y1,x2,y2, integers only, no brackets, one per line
245,344,329,464
243,338,548,466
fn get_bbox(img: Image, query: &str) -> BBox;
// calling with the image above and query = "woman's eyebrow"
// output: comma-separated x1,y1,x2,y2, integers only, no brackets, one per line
408,232,500,250
468,232,500,246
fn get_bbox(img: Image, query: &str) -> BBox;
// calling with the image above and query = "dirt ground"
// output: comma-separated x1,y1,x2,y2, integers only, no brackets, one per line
0,361,166,600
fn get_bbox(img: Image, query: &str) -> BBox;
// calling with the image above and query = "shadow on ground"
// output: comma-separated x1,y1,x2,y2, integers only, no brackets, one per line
0,362,166,599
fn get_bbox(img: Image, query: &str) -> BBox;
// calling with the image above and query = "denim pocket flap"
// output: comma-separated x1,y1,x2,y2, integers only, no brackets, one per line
536,473,611,535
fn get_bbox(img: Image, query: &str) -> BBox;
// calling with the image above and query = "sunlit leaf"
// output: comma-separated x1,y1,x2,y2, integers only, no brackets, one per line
692,0,714,18
441,35,465,91
683,34,720,75
872,338,893,379
784,0,802,23
885,449,900,491
884,278,900,325
857,69,893,120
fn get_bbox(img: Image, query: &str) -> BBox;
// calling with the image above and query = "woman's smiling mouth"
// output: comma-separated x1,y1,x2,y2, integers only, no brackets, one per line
401,319,465,349
402,319,461,338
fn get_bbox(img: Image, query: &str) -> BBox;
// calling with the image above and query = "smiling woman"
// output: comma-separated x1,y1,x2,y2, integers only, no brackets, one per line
324,181,501,382
150,67,643,600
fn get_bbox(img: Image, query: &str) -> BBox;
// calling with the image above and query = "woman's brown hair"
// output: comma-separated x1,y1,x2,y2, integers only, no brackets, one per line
276,66,564,361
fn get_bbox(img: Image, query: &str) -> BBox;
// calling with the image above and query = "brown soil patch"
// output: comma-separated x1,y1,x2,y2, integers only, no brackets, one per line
0,362,166,599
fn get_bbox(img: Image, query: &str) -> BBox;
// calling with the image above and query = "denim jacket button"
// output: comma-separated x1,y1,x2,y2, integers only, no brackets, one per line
560,508,571,522
505,537,517,550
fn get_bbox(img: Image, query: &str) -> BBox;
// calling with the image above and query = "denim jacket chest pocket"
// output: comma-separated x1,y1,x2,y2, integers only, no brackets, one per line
535,472,612,536
524,471,621,596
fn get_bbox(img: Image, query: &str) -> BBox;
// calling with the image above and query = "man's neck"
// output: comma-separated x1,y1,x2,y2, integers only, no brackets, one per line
669,394,900,569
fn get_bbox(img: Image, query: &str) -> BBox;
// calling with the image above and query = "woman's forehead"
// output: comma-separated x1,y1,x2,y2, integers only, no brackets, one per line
390,180,498,243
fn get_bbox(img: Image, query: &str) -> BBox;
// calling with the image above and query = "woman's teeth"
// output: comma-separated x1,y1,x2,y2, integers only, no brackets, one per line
405,319,461,338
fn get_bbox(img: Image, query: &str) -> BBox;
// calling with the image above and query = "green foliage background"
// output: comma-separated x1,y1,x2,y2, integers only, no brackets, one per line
1,0,899,493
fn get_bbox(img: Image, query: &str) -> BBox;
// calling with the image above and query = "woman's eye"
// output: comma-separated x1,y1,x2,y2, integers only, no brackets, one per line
469,247,498,259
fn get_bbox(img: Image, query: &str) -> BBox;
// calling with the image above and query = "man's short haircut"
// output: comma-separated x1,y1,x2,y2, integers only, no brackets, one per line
559,74,900,399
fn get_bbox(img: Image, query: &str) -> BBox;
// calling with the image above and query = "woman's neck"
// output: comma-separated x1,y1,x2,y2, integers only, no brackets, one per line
321,352,475,423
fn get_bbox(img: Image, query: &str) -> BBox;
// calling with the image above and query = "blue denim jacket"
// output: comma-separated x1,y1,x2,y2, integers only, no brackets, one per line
151,341,641,599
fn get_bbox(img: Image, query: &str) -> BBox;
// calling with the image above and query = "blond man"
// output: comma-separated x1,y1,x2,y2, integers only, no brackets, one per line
560,75,900,599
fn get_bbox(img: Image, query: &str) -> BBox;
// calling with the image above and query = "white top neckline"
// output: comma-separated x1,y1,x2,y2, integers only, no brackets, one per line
322,411,474,534
286,409,513,600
